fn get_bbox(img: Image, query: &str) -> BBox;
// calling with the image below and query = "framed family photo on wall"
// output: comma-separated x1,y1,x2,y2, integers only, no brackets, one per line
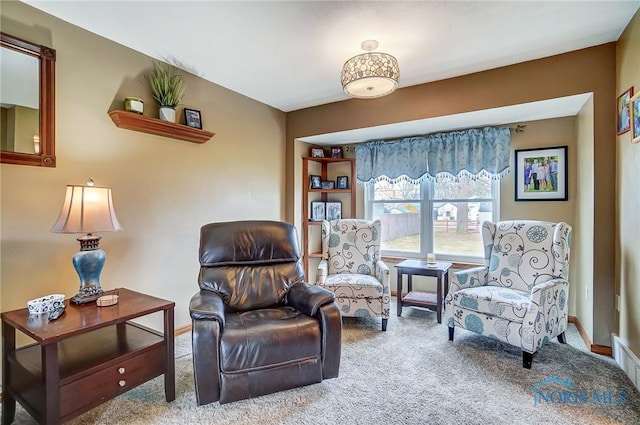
514,146,568,201
630,91,640,144
617,87,633,135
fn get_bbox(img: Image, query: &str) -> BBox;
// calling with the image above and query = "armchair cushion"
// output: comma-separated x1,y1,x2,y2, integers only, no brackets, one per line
450,286,530,323
323,274,384,299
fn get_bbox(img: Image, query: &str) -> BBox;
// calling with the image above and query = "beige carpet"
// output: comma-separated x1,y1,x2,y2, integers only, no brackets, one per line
5,300,640,425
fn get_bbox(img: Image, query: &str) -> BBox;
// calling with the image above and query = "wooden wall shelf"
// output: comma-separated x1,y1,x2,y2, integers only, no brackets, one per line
108,110,215,144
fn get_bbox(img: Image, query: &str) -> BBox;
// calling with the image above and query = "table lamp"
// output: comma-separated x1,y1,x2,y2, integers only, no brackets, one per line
51,178,122,304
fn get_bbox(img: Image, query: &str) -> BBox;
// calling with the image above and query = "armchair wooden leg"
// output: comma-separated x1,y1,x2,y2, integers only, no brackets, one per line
448,326,454,341
382,318,388,331
522,351,534,369
557,332,566,344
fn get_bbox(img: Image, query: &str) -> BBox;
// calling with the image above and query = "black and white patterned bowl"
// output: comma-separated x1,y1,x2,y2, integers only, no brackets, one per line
27,294,65,315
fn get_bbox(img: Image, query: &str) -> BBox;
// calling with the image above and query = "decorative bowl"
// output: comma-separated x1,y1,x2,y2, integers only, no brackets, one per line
27,294,65,315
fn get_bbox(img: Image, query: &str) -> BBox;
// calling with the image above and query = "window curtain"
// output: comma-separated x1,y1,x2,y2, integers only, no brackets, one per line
356,127,511,185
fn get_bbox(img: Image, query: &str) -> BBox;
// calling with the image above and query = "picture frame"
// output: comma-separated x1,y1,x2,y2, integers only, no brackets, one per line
321,180,335,190
326,201,342,221
184,108,203,129
617,87,634,135
309,175,322,189
331,146,343,158
631,92,640,144
336,175,349,189
310,148,325,158
310,201,325,221
514,146,568,201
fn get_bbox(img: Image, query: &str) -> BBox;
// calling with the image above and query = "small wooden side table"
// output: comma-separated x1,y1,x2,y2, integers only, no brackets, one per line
1,288,175,425
396,259,452,324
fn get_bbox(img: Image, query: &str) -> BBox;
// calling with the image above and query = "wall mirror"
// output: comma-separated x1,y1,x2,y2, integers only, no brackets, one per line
1,32,56,167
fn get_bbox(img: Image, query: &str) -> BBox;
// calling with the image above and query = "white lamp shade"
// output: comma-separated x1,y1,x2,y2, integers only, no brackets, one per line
51,184,122,233
341,52,400,98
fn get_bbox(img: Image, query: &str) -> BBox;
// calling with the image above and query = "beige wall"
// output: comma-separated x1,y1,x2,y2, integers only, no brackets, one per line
616,10,640,357
287,43,616,345
0,2,287,331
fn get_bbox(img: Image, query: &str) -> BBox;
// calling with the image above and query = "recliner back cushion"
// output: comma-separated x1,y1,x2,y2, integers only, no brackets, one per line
485,220,571,292
198,221,305,311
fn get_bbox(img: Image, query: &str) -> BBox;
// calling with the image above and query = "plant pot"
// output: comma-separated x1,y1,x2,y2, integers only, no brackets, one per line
159,107,176,123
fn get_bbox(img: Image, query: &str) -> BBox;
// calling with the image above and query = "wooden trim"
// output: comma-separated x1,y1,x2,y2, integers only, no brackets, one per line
174,324,191,336
569,316,612,356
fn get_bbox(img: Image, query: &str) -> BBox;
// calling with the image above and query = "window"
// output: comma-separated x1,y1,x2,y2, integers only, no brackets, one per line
365,175,499,262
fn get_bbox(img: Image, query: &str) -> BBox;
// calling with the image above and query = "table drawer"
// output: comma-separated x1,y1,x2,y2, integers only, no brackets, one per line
60,344,165,418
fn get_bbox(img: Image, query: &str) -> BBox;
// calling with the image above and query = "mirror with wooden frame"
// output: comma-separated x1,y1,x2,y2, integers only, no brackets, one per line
1,32,56,167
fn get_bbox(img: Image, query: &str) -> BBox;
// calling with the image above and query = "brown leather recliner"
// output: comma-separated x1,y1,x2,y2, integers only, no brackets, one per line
189,220,342,405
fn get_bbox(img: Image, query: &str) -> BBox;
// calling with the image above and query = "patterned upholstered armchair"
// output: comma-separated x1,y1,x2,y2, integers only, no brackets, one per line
444,220,572,368
316,219,391,331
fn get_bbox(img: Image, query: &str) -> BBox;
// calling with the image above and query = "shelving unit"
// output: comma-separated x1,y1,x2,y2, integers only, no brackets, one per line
302,156,356,277
108,110,215,143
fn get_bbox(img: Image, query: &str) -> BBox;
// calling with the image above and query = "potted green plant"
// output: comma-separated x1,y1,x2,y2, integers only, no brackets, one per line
146,61,186,122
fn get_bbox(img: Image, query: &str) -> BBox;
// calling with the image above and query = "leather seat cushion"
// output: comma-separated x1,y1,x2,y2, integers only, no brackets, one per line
220,306,321,372
452,286,530,323
322,274,384,298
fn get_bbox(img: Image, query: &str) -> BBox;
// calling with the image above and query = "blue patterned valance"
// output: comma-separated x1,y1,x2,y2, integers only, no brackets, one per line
356,127,511,185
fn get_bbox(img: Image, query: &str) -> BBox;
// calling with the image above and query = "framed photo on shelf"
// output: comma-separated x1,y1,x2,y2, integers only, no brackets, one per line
310,147,325,158
309,175,322,189
321,180,335,190
631,92,640,144
617,87,634,135
184,108,203,129
331,146,343,158
326,201,342,221
514,146,568,201
336,175,349,189
310,201,325,221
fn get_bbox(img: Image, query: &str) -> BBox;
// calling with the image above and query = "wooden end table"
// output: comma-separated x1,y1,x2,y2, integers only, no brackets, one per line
396,259,452,324
1,288,175,425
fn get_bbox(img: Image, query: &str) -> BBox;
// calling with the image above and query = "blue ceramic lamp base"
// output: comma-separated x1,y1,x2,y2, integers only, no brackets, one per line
70,235,106,304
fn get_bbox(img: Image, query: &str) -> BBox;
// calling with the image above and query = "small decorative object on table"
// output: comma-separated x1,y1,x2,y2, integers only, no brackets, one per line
96,293,119,307
184,108,202,129
124,97,144,115
27,294,65,315
427,253,436,266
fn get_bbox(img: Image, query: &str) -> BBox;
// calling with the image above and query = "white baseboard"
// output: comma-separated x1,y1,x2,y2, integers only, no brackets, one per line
612,334,640,391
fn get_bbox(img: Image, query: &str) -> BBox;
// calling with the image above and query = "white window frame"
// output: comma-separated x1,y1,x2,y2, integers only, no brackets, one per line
365,179,500,263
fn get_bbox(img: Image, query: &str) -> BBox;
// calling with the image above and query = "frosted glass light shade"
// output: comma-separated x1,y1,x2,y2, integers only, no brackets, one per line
341,52,400,98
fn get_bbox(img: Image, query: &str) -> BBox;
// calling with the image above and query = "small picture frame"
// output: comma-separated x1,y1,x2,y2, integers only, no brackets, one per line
336,175,349,189
514,146,568,201
309,175,322,189
331,146,343,158
184,108,203,129
630,92,640,144
326,201,342,221
310,201,325,221
321,180,335,190
617,87,634,135
311,148,325,158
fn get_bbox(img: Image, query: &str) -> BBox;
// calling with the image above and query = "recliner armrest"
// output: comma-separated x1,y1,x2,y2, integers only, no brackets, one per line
288,282,335,316
189,290,226,327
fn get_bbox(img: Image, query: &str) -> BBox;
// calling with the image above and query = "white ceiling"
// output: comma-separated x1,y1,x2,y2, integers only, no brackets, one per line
22,1,639,142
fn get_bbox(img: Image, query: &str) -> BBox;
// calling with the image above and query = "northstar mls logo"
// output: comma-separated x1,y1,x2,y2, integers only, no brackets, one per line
533,377,627,407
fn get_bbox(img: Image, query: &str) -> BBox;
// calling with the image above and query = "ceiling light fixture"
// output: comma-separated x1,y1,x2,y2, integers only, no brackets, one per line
341,40,400,99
